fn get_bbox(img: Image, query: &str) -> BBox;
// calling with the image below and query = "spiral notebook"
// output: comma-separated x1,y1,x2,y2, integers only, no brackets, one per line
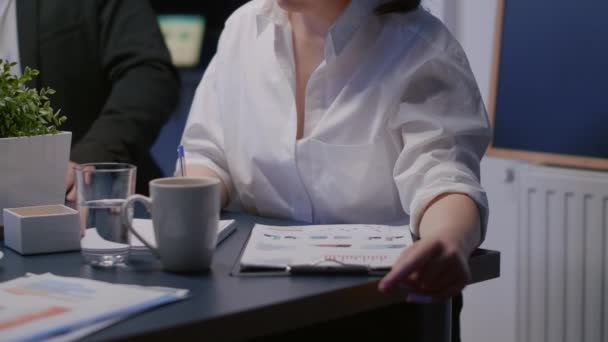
130,219,237,251
82,220,237,254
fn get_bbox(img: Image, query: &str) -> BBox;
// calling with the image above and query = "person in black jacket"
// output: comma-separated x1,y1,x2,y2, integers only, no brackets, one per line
6,0,179,197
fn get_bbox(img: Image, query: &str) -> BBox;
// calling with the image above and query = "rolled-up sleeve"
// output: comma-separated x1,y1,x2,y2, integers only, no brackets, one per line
178,55,235,199
390,42,492,243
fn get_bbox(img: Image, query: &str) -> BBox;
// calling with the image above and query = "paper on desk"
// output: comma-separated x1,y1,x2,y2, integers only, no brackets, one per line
44,317,122,342
44,285,191,342
240,224,412,270
130,219,237,249
81,229,130,252
0,273,188,342
81,219,236,254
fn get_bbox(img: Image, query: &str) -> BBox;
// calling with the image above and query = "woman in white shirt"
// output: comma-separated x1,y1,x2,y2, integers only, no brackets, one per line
181,0,491,339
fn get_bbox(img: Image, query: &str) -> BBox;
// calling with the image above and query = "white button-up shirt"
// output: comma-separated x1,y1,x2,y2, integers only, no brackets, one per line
0,0,21,76
180,0,492,238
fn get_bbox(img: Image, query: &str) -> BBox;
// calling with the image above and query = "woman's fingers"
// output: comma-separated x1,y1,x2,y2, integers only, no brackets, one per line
65,161,76,193
417,259,450,292
66,185,77,202
378,239,442,293
379,237,473,300
425,267,463,295
422,256,471,299
419,248,468,291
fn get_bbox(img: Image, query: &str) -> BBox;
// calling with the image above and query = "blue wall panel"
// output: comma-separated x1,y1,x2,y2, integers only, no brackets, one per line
493,0,608,159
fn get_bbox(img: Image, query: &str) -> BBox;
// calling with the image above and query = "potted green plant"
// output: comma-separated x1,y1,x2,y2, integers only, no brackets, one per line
0,59,71,225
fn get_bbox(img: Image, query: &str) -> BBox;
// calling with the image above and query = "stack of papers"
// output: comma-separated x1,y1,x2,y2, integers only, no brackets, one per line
0,273,188,341
239,224,412,272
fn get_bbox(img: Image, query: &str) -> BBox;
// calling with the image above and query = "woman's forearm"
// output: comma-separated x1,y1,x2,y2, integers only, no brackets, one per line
185,164,229,208
418,193,482,257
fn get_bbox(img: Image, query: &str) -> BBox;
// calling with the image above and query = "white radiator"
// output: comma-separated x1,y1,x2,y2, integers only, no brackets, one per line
517,164,608,342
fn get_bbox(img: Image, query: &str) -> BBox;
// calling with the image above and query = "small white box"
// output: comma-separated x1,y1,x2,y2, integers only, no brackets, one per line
3,205,80,255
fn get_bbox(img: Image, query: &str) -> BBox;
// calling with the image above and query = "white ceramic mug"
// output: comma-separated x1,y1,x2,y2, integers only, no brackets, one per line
121,177,220,272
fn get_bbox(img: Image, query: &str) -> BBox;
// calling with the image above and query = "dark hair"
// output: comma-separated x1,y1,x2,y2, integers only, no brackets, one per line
375,0,422,15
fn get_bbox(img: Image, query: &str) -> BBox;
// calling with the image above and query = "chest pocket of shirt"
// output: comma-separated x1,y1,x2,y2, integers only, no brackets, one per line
297,136,404,224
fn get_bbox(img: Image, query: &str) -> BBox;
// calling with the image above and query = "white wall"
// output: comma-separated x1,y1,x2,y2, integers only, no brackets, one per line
463,157,519,342
449,0,498,106
428,1,521,342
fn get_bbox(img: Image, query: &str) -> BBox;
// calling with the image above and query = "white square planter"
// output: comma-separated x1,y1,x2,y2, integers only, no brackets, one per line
0,132,72,223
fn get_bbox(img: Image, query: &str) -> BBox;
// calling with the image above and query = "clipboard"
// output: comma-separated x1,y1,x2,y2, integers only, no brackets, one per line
231,255,391,277
230,224,403,278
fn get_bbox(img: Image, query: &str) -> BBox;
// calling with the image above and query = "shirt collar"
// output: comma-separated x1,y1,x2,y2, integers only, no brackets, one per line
256,1,288,36
256,0,385,55
328,0,385,56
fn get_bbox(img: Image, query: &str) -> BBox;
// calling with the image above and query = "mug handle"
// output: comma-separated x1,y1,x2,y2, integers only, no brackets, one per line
121,195,160,258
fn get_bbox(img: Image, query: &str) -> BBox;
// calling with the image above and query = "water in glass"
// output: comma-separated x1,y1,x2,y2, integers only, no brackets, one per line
76,163,136,267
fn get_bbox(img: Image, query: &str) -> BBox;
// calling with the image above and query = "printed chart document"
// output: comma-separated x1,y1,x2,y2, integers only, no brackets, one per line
0,273,188,342
239,224,412,274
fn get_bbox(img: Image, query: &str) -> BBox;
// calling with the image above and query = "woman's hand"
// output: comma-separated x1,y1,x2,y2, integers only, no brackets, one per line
378,193,482,302
378,236,471,301
65,161,79,201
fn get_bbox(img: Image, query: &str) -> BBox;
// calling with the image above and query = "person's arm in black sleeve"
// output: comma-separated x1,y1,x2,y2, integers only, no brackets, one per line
69,0,179,165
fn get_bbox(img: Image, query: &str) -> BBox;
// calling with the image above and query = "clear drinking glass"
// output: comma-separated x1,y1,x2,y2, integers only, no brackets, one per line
75,163,136,267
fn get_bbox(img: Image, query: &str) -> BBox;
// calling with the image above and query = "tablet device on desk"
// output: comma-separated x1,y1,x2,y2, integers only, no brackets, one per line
130,219,237,252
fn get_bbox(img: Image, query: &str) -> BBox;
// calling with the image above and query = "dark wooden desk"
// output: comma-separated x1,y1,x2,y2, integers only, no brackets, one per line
0,212,499,341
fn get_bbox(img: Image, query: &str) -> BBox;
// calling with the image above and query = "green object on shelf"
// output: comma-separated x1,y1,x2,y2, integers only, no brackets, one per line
158,15,206,67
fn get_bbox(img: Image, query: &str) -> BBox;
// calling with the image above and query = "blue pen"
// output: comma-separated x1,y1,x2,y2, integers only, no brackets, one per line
177,145,187,176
